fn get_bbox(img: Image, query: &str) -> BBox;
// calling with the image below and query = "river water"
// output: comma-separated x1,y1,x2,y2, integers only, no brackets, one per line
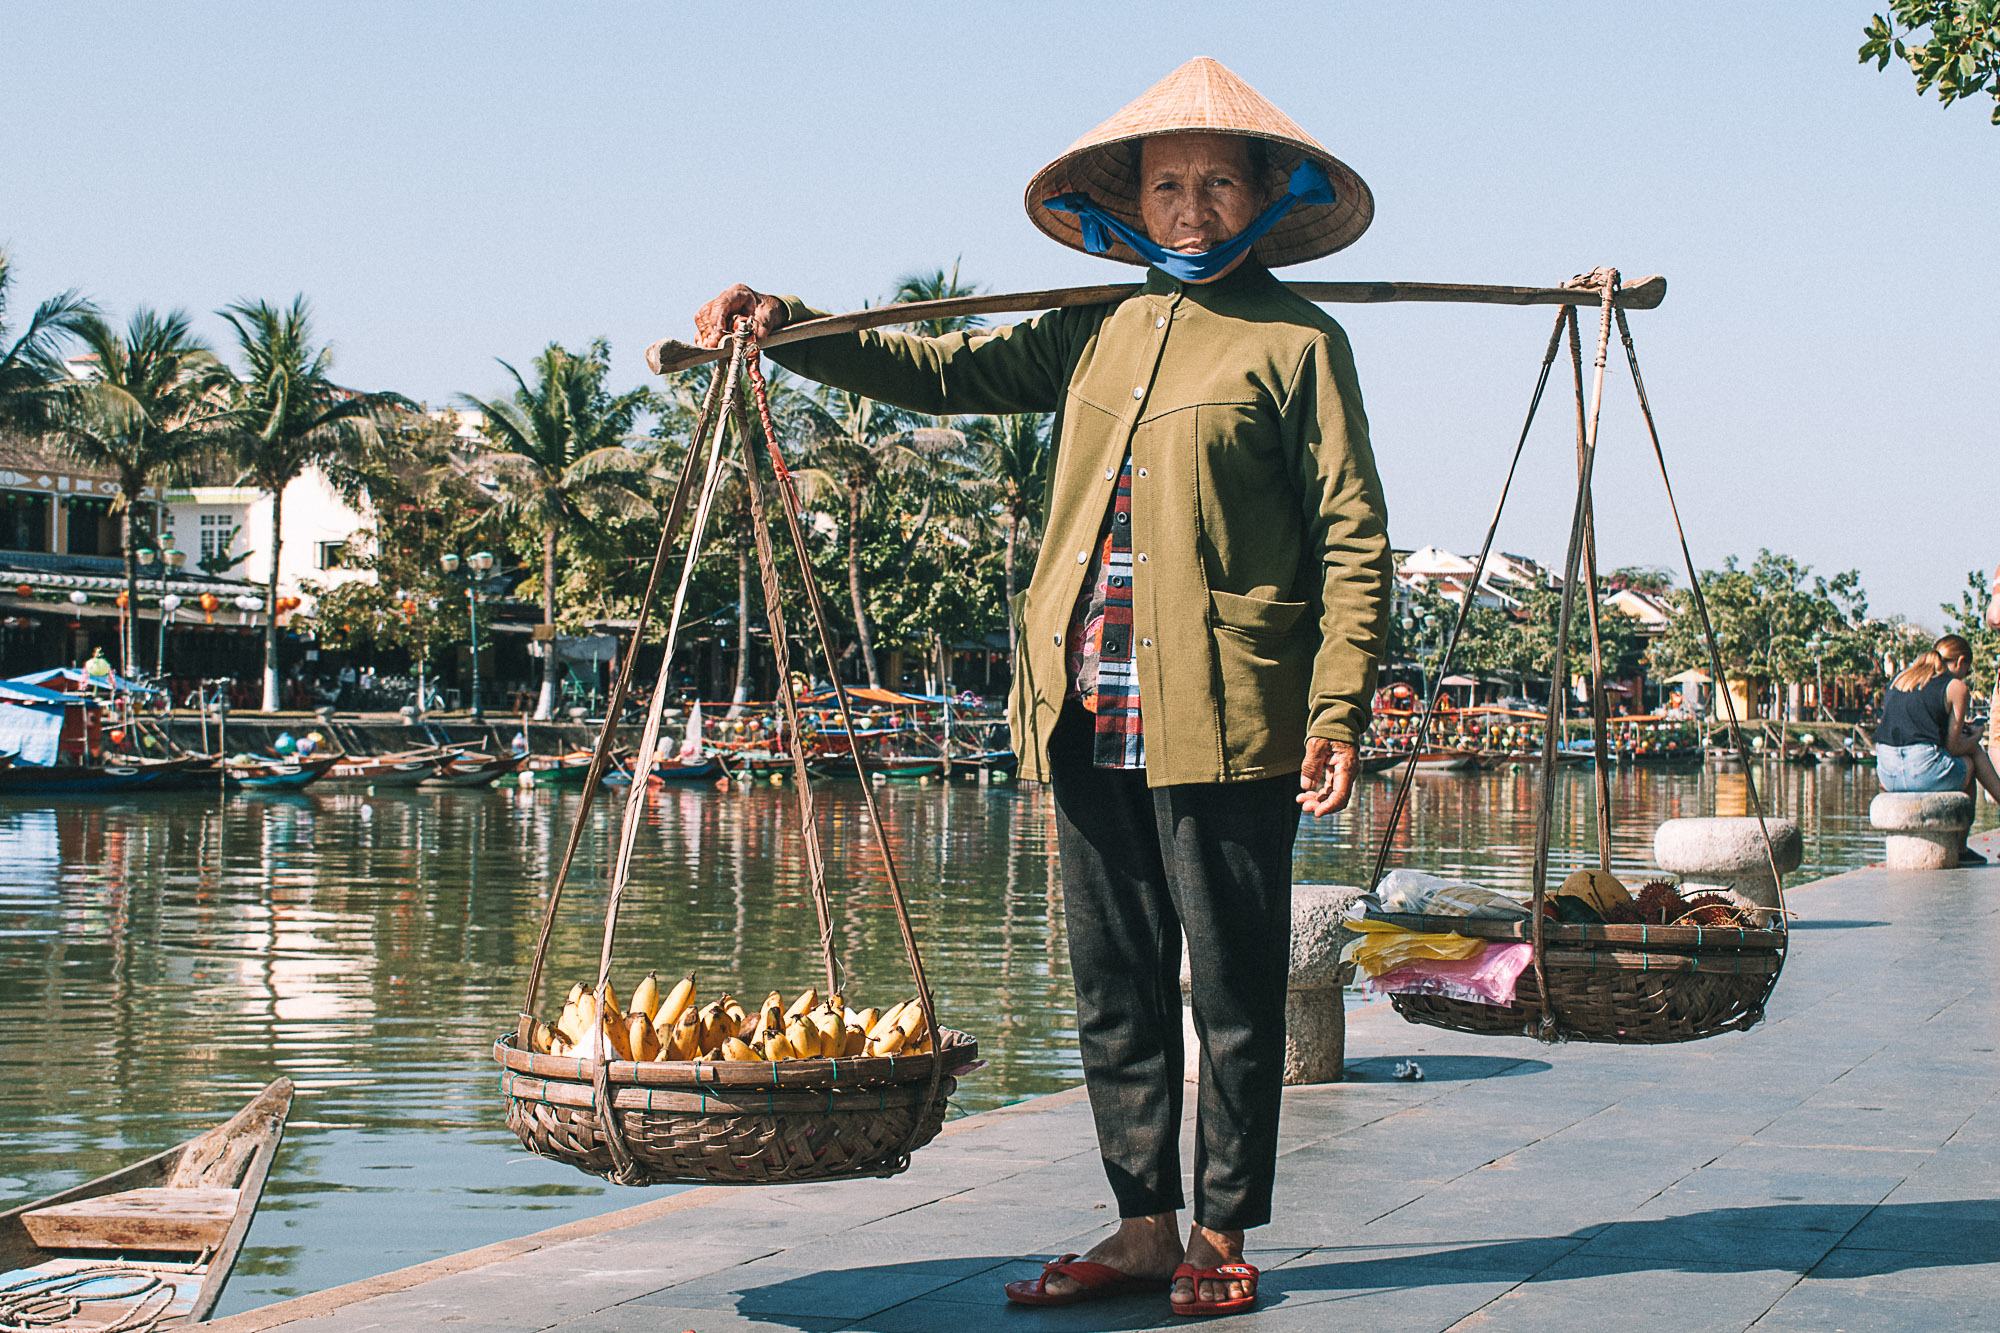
0,763,1980,1315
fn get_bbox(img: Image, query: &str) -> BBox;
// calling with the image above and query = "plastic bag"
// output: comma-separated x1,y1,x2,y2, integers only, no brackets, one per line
1376,869,1530,920
1342,918,1486,978
1364,942,1534,1007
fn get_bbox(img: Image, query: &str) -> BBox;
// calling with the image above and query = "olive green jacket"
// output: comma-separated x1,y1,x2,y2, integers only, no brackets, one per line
770,262,1392,787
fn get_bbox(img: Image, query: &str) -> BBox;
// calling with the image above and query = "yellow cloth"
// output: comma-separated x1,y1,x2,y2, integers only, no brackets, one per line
1341,918,1486,978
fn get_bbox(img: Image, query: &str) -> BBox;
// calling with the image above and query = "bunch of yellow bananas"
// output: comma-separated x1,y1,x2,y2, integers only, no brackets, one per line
528,973,934,1063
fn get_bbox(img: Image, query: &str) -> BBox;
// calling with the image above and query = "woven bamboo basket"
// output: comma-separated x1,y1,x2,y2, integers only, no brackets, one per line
498,339,973,1190
496,1030,978,1185
1367,911,1786,1044
1359,275,1793,1048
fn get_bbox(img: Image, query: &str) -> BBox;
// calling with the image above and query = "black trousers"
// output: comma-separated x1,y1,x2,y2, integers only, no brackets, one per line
1048,703,1300,1231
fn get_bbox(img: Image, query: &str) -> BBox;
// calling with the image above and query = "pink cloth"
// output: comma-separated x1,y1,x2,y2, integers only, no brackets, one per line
1364,941,1534,1008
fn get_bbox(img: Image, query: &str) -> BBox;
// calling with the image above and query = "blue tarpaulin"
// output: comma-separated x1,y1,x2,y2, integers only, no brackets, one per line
0,691,65,766
10,667,163,695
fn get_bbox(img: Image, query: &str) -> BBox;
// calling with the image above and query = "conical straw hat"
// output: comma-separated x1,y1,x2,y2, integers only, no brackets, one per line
1024,57,1373,269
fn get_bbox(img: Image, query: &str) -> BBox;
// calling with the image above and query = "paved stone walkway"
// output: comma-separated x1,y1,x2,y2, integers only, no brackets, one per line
204,839,2000,1332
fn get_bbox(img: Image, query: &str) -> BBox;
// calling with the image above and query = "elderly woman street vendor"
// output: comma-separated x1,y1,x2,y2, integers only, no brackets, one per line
696,58,1391,1317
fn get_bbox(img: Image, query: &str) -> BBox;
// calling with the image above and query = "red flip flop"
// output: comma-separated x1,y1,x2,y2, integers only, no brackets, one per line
1169,1261,1260,1316
1003,1254,1170,1306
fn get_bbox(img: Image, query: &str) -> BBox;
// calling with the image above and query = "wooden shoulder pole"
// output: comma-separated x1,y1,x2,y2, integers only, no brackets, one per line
645,274,1667,375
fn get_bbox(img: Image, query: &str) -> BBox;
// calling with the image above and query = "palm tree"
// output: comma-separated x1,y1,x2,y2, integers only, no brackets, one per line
49,310,227,672
654,363,818,714
220,296,407,712
460,339,654,720
793,388,981,687
969,413,1052,661
0,248,95,433
890,262,986,338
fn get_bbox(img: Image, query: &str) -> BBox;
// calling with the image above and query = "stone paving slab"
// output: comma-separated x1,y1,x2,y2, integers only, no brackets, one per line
200,835,2000,1332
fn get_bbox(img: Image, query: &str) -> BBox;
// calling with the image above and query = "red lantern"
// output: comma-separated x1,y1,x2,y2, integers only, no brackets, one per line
115,593,129,609
200,592,219,624
13,584,30,598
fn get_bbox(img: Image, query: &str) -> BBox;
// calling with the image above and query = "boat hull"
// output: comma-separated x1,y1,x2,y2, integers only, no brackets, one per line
224,756,338,790
0,763,179,795
0,1078,293,1326
317,757,441,789
421,754,524,788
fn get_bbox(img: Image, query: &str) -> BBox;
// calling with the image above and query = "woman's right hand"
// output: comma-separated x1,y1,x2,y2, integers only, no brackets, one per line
694,285,788,348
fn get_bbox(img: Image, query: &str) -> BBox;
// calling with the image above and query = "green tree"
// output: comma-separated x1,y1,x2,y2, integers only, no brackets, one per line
48,309,228,672
1941,567,2000,694
294,407,488,680
891,262,987,338
791,389,934,686
0,248,95,433
1862,2,2000,123
1651,551,1869,718
220,296,408,711
964,412,1051,661
460,339,655,719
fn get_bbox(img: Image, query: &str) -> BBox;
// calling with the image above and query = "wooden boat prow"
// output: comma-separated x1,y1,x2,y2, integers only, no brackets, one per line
0,1077,293,1328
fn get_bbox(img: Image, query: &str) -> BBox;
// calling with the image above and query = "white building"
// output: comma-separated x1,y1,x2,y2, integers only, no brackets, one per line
1395,546,1553,614
161,465,376,608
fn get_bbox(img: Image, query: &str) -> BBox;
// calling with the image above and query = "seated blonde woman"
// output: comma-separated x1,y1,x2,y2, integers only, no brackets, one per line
1877,634,2000,863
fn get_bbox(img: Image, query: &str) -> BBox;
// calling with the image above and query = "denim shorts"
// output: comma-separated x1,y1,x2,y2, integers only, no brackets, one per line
1877,742,1967,792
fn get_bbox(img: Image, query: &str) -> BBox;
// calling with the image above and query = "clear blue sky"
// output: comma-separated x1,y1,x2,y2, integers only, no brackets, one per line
6,3,1995,626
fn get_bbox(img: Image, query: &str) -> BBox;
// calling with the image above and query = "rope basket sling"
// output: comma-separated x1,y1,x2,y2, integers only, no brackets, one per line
1364,270,1788,1045
496,330,976,1186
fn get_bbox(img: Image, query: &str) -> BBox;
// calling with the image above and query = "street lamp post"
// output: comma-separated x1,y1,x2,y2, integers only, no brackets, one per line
1401,611,1442,708
136,542,187,677
133,546,155,676
441,551,496,720
160,546,184,678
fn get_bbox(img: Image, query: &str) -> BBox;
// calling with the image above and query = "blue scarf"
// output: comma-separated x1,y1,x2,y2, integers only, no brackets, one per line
1043,158,1335,283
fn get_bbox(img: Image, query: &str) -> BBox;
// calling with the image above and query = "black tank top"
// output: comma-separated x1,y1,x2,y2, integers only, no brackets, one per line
1878,671,1953,748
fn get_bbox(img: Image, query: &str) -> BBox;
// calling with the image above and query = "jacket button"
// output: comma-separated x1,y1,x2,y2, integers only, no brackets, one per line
1104,468,1114,480
1053,633,1062,646
1137,553,1148,563
1142,638,1153,649
1131,386,1143,400
1156,316,1166,328
1076,550,1088,564
1137,467,1148,478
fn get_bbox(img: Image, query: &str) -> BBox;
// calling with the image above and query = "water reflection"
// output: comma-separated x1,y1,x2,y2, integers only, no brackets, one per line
0,763,1973,1314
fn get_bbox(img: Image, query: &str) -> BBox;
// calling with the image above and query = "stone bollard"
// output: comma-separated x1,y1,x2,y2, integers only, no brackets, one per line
1183,883,1363,1086
1653,816,1803,909
1869,791,1974,870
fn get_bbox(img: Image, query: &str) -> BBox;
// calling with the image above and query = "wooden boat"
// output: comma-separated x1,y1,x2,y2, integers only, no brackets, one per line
420,751,523,788
0,1077,293,1329
652,756,722,782
948,749,1019,777
221,755,338,790
0,761,184,795
117,756,221,791
316,753,443,789
521,751,594,785
1408,748,1483,773
805,753,947,780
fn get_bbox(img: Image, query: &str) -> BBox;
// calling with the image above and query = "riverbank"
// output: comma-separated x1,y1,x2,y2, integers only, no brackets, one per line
196,833,2000,1332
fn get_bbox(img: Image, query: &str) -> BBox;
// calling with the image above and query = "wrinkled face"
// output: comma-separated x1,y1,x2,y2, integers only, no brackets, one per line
1136,132,1272,282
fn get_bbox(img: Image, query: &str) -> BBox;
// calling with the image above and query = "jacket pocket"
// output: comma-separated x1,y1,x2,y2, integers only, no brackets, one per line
1208,590,1312,770
1208,589,1310,637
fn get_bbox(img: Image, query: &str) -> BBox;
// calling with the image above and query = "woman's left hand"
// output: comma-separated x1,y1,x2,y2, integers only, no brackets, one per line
1298,738,1357,817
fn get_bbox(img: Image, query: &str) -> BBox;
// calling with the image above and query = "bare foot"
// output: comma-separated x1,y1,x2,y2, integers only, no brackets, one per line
1040,1213,1182,1298
1171,1224,1252,1308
